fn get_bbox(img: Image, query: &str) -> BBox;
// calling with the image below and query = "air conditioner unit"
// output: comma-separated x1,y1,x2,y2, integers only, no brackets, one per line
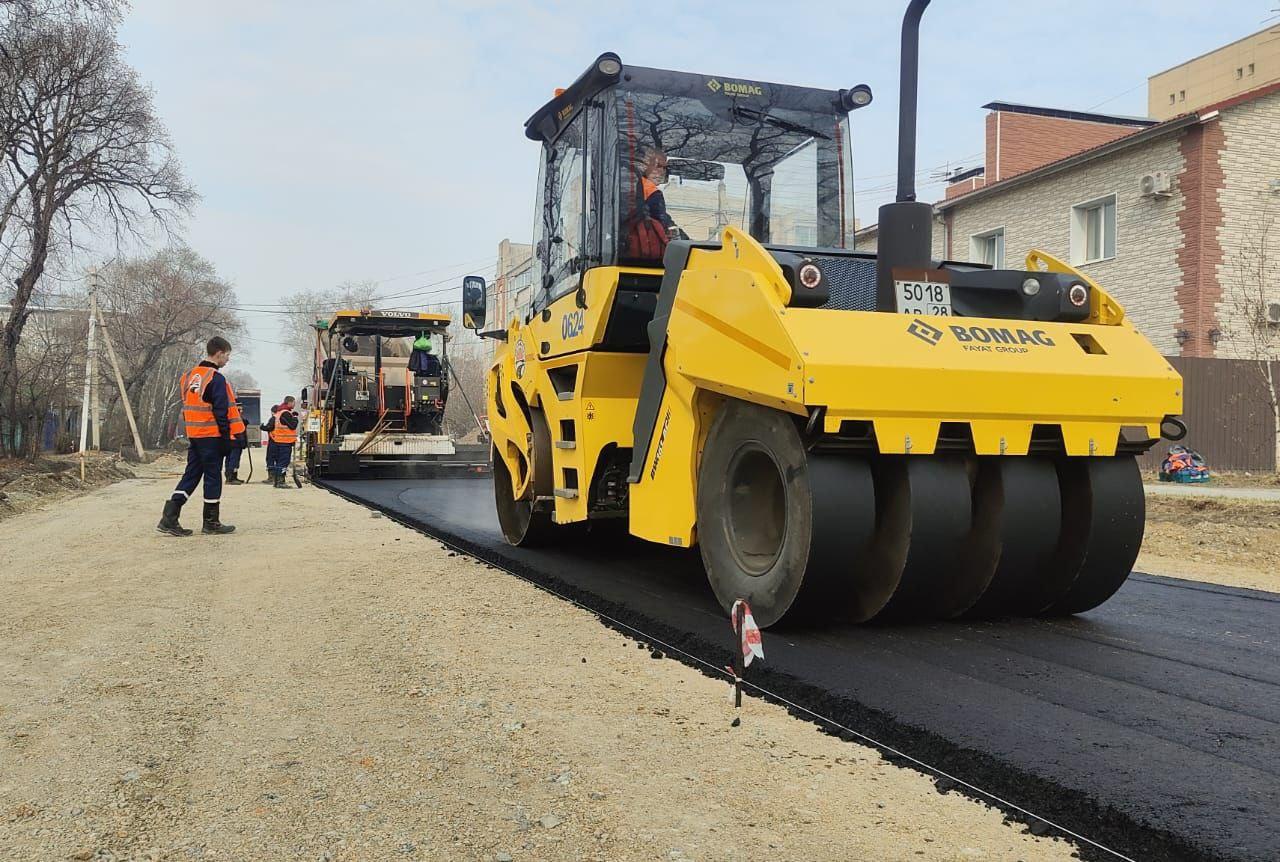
1140,171,1172,198
1265,302,1280,325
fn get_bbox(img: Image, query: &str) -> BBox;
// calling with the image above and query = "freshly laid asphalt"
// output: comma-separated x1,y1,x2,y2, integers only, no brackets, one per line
324,476,1280,862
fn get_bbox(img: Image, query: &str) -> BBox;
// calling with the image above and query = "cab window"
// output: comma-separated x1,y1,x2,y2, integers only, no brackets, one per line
535,109,593,309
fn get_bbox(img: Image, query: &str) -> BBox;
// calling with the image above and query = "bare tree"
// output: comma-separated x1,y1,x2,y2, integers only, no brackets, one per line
1,303,80,455
422,301,487,440
276,279,381,383
91,247,240,446
0,5,195,454
1224,211,1280,472
224,369,257,391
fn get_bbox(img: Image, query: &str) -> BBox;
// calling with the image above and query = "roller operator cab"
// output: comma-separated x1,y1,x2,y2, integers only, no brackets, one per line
464,4,1185,627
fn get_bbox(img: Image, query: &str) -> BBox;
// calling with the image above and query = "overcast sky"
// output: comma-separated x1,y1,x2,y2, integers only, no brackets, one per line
115,0,1275,401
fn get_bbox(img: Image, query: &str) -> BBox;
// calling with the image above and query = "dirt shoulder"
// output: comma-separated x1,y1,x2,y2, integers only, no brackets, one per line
0,471,1079,861
0,450,176,523
1138,495,1280,592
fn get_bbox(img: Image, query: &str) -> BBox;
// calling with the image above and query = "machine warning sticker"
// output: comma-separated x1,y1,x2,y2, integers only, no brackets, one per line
514,338,526,379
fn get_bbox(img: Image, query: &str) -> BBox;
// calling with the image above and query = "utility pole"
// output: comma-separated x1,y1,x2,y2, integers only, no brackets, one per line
88,269,101,451
95,298,146,462
78,270,99,481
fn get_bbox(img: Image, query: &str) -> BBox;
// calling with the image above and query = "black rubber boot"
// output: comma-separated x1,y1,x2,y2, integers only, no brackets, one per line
156,498,192,537
202,502,235,535
274,473,292,489
225,471,244,486
262,471,275,484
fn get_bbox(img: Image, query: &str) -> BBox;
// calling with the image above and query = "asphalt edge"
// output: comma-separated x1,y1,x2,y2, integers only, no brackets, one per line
317,478,1224,862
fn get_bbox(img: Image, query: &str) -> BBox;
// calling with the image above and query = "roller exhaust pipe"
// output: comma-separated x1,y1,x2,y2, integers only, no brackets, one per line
876,0,935,311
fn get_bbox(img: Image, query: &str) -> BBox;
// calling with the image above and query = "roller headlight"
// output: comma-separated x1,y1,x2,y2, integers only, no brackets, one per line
1068,283,1089,307
1021,278,1040,296
598,57,621,76
798,261,823,290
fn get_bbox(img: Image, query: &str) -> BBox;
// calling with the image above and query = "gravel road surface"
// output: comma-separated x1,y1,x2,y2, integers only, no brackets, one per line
0,468,1080,861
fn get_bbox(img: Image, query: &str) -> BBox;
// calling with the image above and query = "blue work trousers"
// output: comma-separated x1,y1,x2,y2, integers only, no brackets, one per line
266,441,292,476
173,439,226,505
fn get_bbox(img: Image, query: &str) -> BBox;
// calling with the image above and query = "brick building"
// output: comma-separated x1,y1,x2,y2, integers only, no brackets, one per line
943,103,1155,199
932,85,1280,360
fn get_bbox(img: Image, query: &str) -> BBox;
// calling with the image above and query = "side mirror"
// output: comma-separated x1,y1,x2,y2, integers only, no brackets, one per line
462,275,487,330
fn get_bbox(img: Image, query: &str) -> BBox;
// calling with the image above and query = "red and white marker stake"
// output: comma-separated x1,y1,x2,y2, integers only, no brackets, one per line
728,600,764,721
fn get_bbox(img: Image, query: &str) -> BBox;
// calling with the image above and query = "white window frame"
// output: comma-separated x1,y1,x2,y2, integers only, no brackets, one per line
969,227,1005,269
1070,194,1118,266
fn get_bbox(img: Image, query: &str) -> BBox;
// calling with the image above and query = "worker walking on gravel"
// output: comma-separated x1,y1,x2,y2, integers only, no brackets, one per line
265,396,299,489
156,336,240,536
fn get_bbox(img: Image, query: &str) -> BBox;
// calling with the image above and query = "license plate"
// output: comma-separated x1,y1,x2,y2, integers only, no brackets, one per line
895,280,952,317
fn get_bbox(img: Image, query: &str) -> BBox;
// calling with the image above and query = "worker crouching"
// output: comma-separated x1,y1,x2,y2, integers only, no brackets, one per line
157,336,242,537
266,396,299,489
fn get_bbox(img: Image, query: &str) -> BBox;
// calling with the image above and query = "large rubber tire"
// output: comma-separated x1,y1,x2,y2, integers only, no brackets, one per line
871,456,994,620
696,401,875,628
964,457,1064,618
492,409,556,547
1041,456,1145,616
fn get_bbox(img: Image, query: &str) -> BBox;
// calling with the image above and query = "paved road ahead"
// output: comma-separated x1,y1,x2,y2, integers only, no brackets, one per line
326,477,1280,862
1145,482,1280,502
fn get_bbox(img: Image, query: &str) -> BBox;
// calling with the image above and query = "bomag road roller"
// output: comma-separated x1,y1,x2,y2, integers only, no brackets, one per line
461,0,1185,627
304,308,489,477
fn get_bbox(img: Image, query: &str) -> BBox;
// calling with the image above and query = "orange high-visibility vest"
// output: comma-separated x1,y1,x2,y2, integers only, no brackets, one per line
180,364,222,439
226,382,246,438
269,407,298,445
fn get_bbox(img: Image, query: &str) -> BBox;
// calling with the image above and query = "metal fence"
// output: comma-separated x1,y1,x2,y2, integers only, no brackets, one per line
1140,356,1279,473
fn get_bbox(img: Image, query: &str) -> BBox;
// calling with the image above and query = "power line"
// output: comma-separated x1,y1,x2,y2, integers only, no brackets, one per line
230,256,499,310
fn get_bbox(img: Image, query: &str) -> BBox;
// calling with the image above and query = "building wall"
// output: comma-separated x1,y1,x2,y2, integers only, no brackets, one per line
494,239,533,327
1150,26,1280,121
1214,91,1280,358
985,111,1144,183
942,133,1187,354
1175,121,1226,357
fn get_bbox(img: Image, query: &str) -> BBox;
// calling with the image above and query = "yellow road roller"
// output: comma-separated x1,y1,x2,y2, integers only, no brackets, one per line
461,0,1184,626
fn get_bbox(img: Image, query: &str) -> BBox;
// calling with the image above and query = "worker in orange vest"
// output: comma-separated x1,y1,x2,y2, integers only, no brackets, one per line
156,336,241,536
222,381,250,485
265,395,299,489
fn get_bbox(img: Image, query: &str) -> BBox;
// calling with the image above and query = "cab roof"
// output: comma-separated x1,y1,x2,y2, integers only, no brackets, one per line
327,309,451,336
524,52,852,143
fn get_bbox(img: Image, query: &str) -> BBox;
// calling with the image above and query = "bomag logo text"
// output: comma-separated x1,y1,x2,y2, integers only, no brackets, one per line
949,325,1055,354
707,78,763,96
649,409,671,481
